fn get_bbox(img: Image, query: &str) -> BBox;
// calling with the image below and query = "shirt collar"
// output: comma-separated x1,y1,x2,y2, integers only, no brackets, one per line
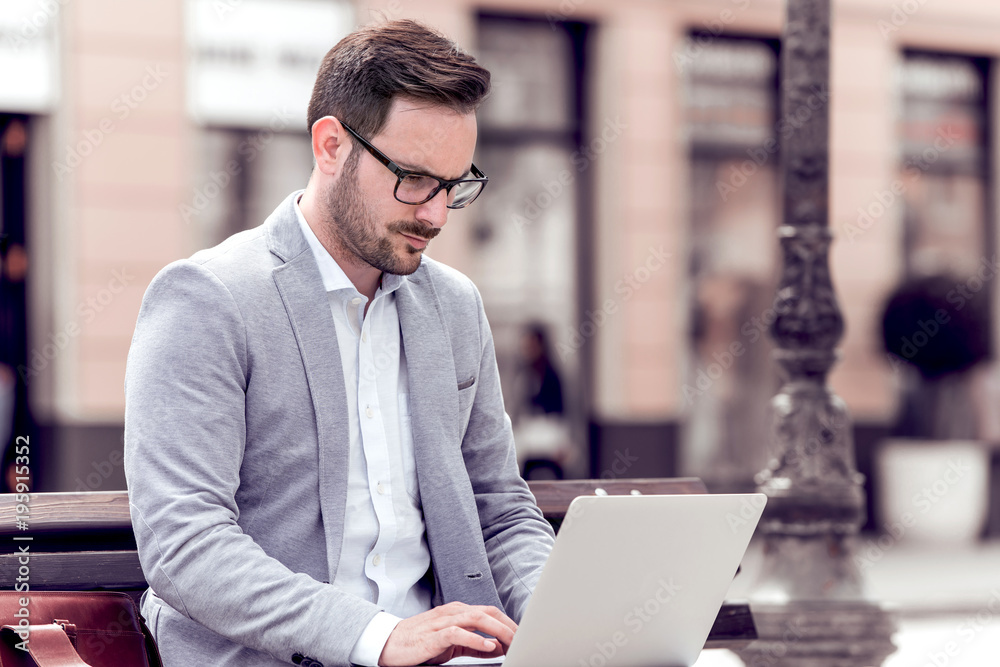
293,192,406,297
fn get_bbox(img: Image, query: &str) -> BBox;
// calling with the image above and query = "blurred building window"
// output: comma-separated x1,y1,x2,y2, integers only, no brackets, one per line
899,52,990,281
680,35,781,491
472,15,590,478
882,53,993,441
188,127,312,245
183,0,346,242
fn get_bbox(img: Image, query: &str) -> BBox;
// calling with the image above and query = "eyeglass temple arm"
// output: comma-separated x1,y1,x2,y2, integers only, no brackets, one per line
339,120,400,172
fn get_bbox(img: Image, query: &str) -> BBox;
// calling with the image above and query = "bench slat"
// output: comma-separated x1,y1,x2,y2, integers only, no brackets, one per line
704,602,756,647
0,550,146,590
527,478,709,519
0,492,132,537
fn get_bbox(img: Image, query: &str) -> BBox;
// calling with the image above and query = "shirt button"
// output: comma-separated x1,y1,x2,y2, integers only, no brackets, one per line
361,331,368,343
373,554,382,567
365,406,374,418
351,297,363,306
377,482,385,495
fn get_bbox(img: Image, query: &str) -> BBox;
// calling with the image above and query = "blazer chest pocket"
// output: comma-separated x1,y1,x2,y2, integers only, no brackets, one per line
457,377,476,438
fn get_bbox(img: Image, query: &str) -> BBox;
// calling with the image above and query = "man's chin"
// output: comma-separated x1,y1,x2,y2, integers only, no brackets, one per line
384,251,423,277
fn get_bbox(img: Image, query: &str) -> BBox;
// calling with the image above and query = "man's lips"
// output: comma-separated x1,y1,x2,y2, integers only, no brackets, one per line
400,232,431,250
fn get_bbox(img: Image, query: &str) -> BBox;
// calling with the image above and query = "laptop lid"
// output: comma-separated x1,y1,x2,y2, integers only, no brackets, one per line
502,493,766,667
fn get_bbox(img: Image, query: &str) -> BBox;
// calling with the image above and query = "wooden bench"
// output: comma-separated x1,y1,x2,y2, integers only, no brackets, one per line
0,480,755,648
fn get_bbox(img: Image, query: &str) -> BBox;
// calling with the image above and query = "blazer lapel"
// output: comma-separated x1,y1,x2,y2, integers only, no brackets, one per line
266,192,351,582
396,271,500,609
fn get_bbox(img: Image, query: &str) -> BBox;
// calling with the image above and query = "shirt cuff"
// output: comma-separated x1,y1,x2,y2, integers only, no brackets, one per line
350,611,403,667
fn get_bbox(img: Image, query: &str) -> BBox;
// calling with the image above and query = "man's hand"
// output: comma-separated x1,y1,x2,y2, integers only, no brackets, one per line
379,601,517,666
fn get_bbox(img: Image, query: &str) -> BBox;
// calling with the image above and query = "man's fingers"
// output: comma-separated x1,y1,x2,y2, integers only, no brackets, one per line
429,607,515,645
479,605,518,637
381,604,520,666
435,603,518,636
473,605,517,645
438,625,500,654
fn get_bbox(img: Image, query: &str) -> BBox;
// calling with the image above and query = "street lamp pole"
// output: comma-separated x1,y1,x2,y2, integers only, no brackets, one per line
735,0,898,664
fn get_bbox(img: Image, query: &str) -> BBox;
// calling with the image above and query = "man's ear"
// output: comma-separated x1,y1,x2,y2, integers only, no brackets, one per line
310,116,352,177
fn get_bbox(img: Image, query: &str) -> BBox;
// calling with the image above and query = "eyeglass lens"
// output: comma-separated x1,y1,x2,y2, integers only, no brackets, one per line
396,174,483,208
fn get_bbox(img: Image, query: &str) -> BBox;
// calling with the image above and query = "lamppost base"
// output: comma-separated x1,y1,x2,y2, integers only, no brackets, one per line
735,601,898,667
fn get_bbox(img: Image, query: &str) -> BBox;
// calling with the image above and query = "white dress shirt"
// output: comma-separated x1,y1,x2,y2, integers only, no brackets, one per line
295,197,432,666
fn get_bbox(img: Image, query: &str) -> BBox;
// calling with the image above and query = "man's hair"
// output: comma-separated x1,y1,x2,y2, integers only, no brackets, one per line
307,20,491,139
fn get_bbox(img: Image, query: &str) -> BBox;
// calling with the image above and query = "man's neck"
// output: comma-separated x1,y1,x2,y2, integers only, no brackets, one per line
299,189,381,303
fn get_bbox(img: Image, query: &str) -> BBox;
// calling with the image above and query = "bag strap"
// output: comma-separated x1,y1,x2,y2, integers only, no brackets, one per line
137,614,162,667
1,624,91,667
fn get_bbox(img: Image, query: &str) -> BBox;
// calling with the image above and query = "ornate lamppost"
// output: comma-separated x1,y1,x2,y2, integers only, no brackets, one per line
735,1,898,664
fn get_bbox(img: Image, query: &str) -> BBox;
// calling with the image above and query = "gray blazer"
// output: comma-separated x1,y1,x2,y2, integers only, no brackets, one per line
124,191,555,667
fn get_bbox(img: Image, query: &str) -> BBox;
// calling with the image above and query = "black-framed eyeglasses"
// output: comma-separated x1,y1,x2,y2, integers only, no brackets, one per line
339,120,488,209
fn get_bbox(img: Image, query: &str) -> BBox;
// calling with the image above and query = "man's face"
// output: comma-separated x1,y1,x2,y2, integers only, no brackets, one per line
322,98,478,276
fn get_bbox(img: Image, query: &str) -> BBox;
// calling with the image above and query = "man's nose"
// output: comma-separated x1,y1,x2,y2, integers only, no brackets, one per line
414,188,450,230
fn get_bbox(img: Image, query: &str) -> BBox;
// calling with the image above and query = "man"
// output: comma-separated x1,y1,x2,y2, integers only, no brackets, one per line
124,20,555,667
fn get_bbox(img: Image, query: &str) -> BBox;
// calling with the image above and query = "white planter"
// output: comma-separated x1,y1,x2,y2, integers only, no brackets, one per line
876,439,989,543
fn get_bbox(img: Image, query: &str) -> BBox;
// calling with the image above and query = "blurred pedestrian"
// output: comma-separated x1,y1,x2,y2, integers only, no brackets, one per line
513,324,569,479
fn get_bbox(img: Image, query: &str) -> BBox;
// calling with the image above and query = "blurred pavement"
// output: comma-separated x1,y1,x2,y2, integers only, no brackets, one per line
696,539,1000,666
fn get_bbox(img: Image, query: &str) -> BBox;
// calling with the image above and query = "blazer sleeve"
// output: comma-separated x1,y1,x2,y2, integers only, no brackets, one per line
124,260,379,666
460,285,556,622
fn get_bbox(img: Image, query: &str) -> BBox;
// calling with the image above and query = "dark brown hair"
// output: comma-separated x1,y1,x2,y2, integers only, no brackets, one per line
306,20,491,138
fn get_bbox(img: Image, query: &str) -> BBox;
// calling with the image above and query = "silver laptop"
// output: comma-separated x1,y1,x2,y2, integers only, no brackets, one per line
495,493,766,667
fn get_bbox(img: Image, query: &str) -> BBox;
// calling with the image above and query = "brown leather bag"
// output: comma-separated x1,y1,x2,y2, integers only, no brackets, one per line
0,591,161,667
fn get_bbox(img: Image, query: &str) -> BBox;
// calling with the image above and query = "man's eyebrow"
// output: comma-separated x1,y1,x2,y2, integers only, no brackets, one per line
395,159,474,182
